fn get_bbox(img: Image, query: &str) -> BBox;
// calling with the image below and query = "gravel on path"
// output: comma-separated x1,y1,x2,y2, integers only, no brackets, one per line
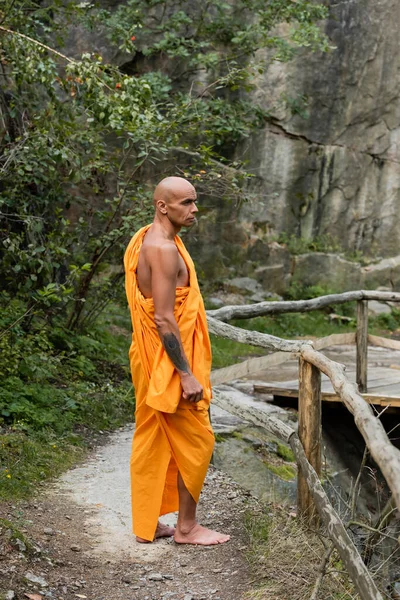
0,423,258,600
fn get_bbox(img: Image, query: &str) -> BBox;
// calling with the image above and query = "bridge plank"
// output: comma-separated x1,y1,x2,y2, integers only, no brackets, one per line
253,382,400,407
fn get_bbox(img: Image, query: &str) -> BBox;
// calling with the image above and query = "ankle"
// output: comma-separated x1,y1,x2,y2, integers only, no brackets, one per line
176,520,197,535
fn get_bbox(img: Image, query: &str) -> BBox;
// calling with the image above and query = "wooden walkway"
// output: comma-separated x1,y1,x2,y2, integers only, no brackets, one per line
254,365,400,407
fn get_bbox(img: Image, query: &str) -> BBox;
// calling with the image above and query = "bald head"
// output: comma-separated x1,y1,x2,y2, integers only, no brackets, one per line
153,176,195,207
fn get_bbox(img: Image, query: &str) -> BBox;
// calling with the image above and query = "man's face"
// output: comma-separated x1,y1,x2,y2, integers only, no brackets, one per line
165,186,199,228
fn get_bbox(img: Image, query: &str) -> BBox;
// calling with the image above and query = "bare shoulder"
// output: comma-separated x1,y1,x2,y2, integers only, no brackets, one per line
144,239,179,272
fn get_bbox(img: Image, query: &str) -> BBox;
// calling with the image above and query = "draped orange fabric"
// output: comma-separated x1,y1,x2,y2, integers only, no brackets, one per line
124,224,215,541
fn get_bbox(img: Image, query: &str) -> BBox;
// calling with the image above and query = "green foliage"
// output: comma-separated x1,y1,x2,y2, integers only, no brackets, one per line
0,0,329,497
0,300,134,499
277,232,342,255
370,308,400,333
0,0,329,332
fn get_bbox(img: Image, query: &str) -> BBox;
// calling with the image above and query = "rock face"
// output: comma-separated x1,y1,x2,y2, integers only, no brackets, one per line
186,0,400,290
243,0,400,252
63,0,400,291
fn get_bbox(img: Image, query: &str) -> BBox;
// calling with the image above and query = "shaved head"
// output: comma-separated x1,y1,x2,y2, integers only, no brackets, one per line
153,177,195,207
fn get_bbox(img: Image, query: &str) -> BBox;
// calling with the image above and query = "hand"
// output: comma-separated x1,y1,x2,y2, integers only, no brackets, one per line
181,373,203,403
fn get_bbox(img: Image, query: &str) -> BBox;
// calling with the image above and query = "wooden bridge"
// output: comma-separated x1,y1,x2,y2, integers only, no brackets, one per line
253,366,400,408
209,293,400,409
206,290,400,600
252,336,400,408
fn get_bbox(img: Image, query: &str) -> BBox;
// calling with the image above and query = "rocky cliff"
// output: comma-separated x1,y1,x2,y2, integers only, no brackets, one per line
186,0,400,293
63,0,400,293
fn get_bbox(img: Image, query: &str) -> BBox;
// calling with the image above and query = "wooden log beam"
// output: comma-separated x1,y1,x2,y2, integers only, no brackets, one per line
210,331,356,388
208,315,400,512
357,300,368,393
207,315,307,352
368,334,400,351
314,332,356,350
212,388,293,442
298,358,321,524
289,435,383,600
207,290,400,322
210,351,295,386
212,389,383,600
301,345,400,512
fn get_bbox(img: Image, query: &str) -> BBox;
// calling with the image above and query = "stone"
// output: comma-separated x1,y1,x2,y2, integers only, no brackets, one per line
292,253,362,292
5,591,15,600
254,264,290,295
70,544,81,552
223,277,262,295
362,255,400,291
368,300,392,315
24,572,48,587
43,528,54,536
14,538,26,552
147,573,163,581
206,297,224,308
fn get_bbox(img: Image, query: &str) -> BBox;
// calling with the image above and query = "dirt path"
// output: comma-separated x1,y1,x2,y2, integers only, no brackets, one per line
0,414,258,600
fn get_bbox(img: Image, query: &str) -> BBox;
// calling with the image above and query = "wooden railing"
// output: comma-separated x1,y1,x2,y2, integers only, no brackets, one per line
207,290,400,600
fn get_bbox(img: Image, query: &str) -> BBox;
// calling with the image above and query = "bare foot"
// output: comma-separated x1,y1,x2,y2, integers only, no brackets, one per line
136,521,175,543
174,523,230,546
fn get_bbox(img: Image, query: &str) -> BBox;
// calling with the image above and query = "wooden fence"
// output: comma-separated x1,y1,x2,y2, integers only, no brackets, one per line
207,290,400,600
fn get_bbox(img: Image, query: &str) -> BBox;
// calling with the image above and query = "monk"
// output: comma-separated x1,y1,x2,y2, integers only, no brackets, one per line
124,176,230,545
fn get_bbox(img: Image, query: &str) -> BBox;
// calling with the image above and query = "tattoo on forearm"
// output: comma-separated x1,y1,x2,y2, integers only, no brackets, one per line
163,333,190,373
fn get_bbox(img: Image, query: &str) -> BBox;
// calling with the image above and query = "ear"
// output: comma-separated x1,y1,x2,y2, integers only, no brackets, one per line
156,199,168,215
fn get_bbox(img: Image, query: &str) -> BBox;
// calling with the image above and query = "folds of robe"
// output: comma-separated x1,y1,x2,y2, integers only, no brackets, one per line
124,225,215,541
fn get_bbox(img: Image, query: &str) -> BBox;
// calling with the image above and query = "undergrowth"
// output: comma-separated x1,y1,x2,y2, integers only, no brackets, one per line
276,232,373,264
243,505,356,599
0,301,134,500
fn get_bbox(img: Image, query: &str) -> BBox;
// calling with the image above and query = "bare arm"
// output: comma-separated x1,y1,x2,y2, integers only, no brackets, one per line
150,243,203,403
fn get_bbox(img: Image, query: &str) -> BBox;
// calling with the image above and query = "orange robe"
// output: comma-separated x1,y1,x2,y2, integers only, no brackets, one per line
124,224,215,541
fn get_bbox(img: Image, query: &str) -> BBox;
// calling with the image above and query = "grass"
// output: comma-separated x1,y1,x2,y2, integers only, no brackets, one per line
0,431,85,500
211,334,261,369
243,505,356,600
275,232,374,265
0,518,34,554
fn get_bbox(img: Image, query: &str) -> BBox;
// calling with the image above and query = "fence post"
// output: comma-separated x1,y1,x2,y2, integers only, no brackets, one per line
298,357,321,524
356,300,368,393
